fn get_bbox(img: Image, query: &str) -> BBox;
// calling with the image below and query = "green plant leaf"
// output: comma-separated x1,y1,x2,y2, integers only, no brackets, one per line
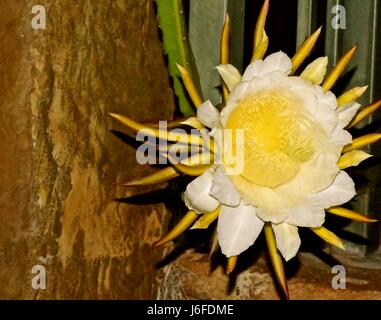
189,0,245,105
156,0,202,116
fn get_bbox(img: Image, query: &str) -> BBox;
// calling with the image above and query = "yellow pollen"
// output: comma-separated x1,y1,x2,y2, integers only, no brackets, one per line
226,90,315,188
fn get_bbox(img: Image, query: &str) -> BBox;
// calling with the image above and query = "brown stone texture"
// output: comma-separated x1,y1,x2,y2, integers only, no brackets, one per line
0,0,174,299
162,250,381,300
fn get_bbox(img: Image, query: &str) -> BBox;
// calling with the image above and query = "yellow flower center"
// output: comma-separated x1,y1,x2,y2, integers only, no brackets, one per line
225,90,315,188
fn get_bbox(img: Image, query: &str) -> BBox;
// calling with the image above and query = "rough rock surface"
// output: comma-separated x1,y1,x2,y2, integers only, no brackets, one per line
163,249,381,300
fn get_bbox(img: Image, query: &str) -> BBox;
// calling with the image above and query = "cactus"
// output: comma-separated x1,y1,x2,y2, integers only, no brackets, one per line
156,0,202,116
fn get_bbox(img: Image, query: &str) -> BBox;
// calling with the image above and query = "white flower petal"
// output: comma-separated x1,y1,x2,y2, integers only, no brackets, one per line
272,223,301,261
292,87,319,117
307,171,356,209
262,51,292,76
227,80,252,106
256,207,288,224
261,70,289,85
315,103,339,137
230,173,305,210
314,86,338,109
184,169,219,214
242,51,292,81
286,76,316,91
197,100,220,129
217,202,264,257
210,167,241,207
284,206,325,227
283,78,337,135
216,64,242,92
279,153,340,194
338,102,361,128
331,125,353,146
242,60,264,81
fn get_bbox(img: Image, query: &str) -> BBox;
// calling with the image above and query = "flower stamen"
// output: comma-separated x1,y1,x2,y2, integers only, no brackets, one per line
226,91,314,187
